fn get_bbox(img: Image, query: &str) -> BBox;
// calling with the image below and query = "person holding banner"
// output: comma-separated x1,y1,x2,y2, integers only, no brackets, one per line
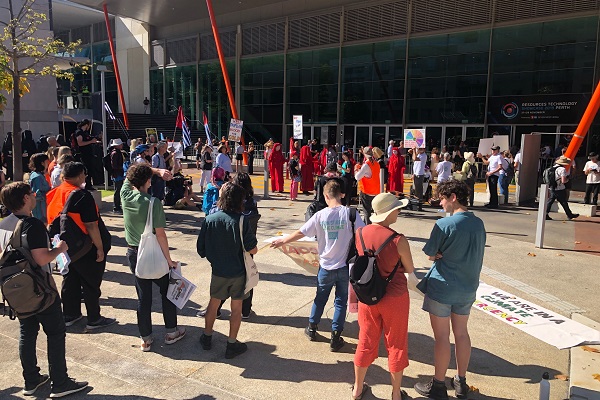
414,180,486,400
412,147,427,201
300,142,315,194
478,145,502,208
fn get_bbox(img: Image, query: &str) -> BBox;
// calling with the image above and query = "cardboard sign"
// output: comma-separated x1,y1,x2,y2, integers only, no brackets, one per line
170,142,184,159
404,128,426,148
228,118,243,142
293,115,303,139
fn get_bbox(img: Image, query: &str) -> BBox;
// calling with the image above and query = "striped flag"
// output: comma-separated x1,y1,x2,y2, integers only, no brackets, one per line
202,111,213,146
104,101,115,120
175,106,192,148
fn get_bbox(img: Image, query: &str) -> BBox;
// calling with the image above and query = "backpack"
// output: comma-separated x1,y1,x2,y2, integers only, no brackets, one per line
466,162,477,180
349,228,400,305
49,190,94,262
202,184,220,213
542,165,559,188
502,158,515,178
102,151,112,174
0,219,58,319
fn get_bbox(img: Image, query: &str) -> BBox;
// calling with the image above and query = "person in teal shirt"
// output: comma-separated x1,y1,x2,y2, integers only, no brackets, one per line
414,180,486,400
29,153,51,223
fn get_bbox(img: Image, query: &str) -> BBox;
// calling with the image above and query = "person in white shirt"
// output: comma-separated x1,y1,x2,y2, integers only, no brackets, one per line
412,147,427,200
583,152,600,205
436,153,452,183
498,151,511,204
546,156,579,221
271,179,365,352
387,140,395,160
478,145,502,208
235,142,244,173
513,151,522,185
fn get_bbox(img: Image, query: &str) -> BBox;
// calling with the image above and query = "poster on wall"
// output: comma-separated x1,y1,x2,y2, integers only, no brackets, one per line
487,94,589,124
404,128,426,148
228,118,243,142
293,115,303,139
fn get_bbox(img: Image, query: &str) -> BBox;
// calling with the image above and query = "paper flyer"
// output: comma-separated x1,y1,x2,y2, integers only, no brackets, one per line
52,234,71,275
167,268,197,310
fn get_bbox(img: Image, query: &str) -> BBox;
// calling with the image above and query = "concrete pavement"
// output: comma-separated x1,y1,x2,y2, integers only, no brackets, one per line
0,171,597,399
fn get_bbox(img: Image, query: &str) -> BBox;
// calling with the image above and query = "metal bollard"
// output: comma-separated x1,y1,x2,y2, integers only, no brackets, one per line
380,168,385,193
263,158,269,199
535,184,549,248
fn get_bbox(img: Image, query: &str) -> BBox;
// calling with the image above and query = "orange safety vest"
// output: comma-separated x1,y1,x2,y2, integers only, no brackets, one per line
361,159,381,196
46,182,98,234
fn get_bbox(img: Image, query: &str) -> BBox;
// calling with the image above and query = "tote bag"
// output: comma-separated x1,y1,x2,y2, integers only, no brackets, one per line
136,197,169,279
239,215,259,294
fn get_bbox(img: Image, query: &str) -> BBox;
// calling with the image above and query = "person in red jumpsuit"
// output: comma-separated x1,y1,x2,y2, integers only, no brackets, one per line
299,142,315,194
387,147,406,193
269,143,285,193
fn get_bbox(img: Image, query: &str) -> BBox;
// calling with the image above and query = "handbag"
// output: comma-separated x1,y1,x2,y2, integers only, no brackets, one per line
239,214,258,294
136,197,170,279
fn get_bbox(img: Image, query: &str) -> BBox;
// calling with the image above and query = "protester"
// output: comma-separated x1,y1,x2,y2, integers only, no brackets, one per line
414,180,486,400
299,141,315,194
340,151,354,206
194,138,203,169
247,142,255,174
120,163,185,351
269,142,285,193
289,152,301,201
545,156,579,221
271,180,365,351
513,149,522,186
354,147,381,224
28,153,51,223
387,140,395,159
583,152,600,205
195,145,212,194
22,130,38,173
412,146,427,200
478,145,502,209
498,151,512,204
436,153,452,184
107,139,126,212
47,146,60,175
151,142,169,201
197,182,258,359
307,162,345,220
235,142,244,173
2,132,13,180
50,154,74,189
46,162,116,331
352,193,414,400
215,144,233,177
202,166,226,214
170,165,203,210
459,152,478,207
0,182,89,398
73,120,101,190
387,147,405,193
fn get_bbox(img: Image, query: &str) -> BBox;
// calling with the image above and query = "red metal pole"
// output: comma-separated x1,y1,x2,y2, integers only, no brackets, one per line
564,79,600,170
103,4,130,130
205,0,248,164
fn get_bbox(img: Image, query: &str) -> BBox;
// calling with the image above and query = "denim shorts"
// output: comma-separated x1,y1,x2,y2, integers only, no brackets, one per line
422,295,473,318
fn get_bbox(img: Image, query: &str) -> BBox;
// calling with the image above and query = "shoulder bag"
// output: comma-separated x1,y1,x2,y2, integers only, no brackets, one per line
136,197,170,279
239,214,259,294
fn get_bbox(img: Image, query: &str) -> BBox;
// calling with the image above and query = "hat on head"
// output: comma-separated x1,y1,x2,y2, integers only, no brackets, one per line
589,152,598,159
135,144,150,154
370,193,409,223
325,161,338,172
363,147,373,157
555,156,571,166
464,151,475,163
110,138,123,147
491,145,500,151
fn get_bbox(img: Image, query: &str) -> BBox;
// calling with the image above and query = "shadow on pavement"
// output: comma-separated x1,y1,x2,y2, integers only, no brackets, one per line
0,386,218,399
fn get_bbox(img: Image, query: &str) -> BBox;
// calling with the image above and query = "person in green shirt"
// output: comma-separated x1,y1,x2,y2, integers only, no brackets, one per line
120,164,185,352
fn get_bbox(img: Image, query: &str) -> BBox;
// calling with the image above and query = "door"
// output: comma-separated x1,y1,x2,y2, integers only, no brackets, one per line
354,126,370,152
445,126,464,152
372,126,387,152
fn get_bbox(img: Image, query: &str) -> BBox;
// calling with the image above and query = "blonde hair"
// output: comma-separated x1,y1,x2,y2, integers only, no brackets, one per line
57,146,71,159
130,138,139,152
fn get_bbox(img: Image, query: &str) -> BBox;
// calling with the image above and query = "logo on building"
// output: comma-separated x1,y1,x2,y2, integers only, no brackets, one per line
501,102,519,119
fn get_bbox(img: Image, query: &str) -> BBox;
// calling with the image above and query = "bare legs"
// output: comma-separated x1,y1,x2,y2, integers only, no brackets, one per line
204,297,243,343
429,313,471,380
353,366,404,400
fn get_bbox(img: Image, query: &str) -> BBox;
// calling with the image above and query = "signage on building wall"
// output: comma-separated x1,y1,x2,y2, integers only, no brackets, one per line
228,118,244,142
293,115,303,139
488,94,589,124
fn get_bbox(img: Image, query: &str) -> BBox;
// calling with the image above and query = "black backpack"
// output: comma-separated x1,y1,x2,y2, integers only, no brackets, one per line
0,219,58,319
349,228,400,305
466,162,477,180
542,165,559,189
102,151,113,174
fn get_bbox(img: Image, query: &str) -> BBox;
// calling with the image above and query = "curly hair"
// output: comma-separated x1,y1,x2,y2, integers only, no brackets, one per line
436,180,469,207
216,182,245,213
28,153,49,173
232,172,254,198
126,163,154,189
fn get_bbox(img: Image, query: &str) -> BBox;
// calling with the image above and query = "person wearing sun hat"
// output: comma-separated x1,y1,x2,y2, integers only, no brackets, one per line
352,192,414,400
459,151,478,207
545,155,579,221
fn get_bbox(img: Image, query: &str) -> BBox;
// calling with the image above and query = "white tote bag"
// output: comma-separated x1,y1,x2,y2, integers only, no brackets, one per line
136,197,170,279
239,215,259,294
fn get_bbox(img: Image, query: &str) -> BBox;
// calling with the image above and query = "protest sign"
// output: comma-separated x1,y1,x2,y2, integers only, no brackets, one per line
477,138,495,155
170,142,184,159
167,268,196,310
492,135,510,152
293,115,303,139
228,118,243,142
266,236,319,275
404,129,426,148
474,282,600,349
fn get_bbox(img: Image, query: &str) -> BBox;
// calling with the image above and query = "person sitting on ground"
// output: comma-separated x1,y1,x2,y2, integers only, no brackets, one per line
202,167,226,214
120,163,185,352
50,154,75,189
197,182,258,359
0,182,89,398
414,180,486,400
170,164,203,210
28,153,51,224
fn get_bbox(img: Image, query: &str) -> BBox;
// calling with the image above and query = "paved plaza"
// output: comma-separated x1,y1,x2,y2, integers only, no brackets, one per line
0,171,598,399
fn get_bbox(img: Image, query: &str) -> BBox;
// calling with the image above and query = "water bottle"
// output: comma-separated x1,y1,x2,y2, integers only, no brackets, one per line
539,372,550,400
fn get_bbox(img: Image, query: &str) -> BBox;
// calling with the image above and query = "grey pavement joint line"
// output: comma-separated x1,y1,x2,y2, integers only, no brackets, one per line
481,266,586,314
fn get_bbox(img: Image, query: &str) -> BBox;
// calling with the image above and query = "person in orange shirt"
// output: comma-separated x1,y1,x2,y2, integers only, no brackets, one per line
354,147,382,224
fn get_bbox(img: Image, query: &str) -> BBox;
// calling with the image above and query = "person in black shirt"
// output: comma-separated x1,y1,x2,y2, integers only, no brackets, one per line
0,182,88,397
73,119,102,190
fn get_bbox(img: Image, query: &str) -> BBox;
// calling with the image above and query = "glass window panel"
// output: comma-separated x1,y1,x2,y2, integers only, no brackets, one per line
355,126,370,149
424,127,442,150
150,69,163,115
341,100,371,124
407,98,445,124
465,127,485,151
408,77,446,98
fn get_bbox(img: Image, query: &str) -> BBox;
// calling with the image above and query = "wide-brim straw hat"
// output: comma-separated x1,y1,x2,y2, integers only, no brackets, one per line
370,193,409,223
464,151,475,163
555,156,571,166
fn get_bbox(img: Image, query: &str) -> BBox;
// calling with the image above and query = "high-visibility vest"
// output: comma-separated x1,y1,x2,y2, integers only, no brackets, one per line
47,182,98,234
361,159,381,196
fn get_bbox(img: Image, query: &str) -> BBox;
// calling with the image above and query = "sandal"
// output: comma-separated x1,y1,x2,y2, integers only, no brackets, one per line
351,383,369,400
164,327,186,345
140,338,153,352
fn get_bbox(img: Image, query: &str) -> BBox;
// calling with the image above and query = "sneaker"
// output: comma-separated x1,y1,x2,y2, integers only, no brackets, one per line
451,376,469,399
64,314,83,327
330,330,345,352
305,324,317,341
50,378,88,398
112,207,122,213
85,316,117,331
200,333,212,350
140,337,153,352
545,215,553,220
196,309,222,319
225,340,248,359
23,374,49,395
164,327,186,345
414,378,449,400
569,213,580,220
242,311,254,320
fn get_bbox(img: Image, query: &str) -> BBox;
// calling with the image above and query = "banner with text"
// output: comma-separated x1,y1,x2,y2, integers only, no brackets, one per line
293,115,303,139
228,118,243,142
474,283,600,349
488,94,589,124
404,128,426,148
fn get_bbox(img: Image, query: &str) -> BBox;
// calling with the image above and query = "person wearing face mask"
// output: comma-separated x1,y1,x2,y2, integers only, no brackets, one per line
46,162,116,331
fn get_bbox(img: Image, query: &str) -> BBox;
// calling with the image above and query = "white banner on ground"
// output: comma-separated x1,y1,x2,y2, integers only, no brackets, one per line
265,236,319,275
293,115,303,139
474,282,600,349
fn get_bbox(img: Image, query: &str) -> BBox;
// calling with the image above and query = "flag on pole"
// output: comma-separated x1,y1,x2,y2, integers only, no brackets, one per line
202,111,213,146
104,102,116,120
175,106,192,148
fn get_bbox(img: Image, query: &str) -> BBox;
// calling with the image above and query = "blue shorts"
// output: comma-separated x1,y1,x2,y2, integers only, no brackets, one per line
422,295,472,318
